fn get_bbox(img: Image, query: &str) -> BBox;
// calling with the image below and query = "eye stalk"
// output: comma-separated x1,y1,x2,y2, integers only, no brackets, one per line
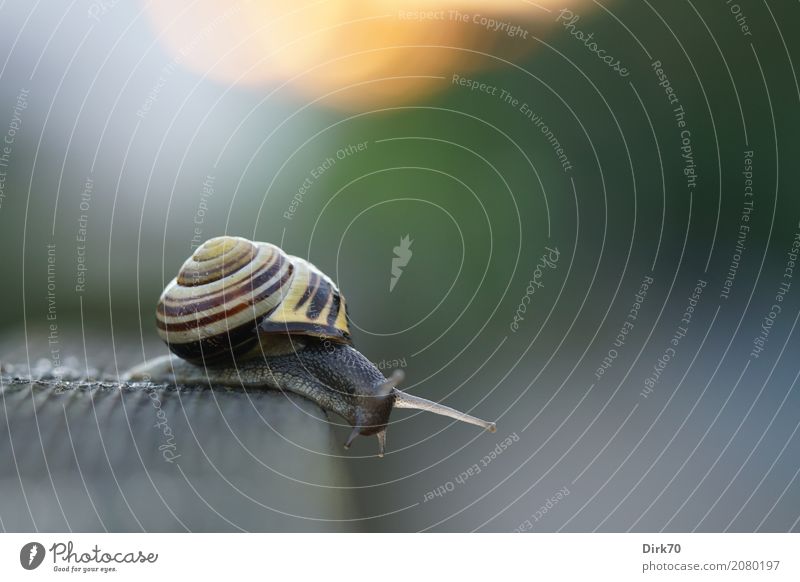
393,389,497,432
343,369,497,458
377,369,404,396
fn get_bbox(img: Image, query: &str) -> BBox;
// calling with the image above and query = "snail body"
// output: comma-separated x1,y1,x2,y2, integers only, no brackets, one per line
125,236,495,456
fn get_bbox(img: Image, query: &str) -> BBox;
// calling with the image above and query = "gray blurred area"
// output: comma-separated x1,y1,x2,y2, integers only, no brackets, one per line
0,350,357,532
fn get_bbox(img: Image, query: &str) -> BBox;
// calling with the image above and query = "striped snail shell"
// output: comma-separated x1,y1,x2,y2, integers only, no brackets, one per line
156,236,351,364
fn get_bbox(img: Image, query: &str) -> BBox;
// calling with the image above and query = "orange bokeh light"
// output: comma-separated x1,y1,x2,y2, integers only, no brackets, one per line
144,0,589,109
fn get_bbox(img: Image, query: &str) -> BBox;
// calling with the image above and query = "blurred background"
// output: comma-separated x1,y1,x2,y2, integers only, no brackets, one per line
1,0,799,532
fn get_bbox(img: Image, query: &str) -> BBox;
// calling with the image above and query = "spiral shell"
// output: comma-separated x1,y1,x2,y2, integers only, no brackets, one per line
156,236,351,364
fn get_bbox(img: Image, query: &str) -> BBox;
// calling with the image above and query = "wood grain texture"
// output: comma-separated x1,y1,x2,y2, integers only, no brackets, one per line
0,360,358,532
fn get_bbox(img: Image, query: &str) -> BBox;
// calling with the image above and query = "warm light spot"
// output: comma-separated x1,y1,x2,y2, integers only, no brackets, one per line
143,0,591,109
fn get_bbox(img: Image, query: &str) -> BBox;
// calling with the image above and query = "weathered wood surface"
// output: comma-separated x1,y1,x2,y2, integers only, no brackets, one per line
0,342,358,532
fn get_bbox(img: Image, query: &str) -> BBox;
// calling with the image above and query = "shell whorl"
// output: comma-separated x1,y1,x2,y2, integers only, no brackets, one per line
156,236,351,364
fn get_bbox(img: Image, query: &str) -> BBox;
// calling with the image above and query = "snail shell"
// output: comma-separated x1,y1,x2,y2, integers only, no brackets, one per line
156,236,351,364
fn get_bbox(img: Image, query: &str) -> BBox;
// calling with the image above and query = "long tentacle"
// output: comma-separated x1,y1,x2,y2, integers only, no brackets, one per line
392,389,496,432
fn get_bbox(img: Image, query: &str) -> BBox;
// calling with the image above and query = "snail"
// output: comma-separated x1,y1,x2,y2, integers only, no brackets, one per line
125,236,496,457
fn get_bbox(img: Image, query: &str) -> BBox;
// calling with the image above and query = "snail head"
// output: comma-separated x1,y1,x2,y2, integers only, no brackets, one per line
344,369,497,458
343,369,404,458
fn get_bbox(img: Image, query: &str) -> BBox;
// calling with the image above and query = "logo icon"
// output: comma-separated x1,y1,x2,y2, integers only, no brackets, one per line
20,542,45,570
390,234,413,292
